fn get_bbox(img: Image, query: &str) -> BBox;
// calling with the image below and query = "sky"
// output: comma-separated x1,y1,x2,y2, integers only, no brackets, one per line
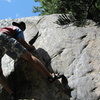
0,0,40,19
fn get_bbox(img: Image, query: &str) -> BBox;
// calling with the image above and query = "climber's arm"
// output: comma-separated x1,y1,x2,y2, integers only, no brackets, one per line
17,38,35,51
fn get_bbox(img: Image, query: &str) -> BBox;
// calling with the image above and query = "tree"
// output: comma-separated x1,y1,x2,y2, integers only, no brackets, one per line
33,0,69,15
33,0,100,24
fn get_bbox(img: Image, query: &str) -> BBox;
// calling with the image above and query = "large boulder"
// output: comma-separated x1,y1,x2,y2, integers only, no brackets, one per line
0,14,100,100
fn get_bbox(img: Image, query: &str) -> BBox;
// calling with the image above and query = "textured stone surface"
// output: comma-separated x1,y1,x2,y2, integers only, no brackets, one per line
0,14,100,100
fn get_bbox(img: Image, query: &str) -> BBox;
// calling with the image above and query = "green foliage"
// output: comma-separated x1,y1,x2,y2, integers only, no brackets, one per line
33,0,69,15
95,0,100,9
33,0,100,24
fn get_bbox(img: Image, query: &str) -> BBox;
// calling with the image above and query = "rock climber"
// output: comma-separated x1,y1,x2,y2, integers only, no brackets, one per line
0,21,56,100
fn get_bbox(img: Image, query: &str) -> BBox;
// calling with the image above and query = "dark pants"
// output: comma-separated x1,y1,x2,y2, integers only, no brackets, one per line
0,32,27,74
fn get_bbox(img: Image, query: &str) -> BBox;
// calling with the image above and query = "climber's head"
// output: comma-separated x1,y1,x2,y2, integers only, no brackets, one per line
12,21,26,31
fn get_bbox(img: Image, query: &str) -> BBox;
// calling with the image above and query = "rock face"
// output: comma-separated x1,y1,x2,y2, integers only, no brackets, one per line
0,14,100,100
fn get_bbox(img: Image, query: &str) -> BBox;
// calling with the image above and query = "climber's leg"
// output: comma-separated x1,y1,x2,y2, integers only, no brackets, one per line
0,33,15,95
0,33,53,81
21,51,53,78
0,60,14,95
2,34,53,79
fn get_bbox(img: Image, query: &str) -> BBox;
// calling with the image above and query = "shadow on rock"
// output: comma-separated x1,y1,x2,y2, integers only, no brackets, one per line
0,48,72,100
